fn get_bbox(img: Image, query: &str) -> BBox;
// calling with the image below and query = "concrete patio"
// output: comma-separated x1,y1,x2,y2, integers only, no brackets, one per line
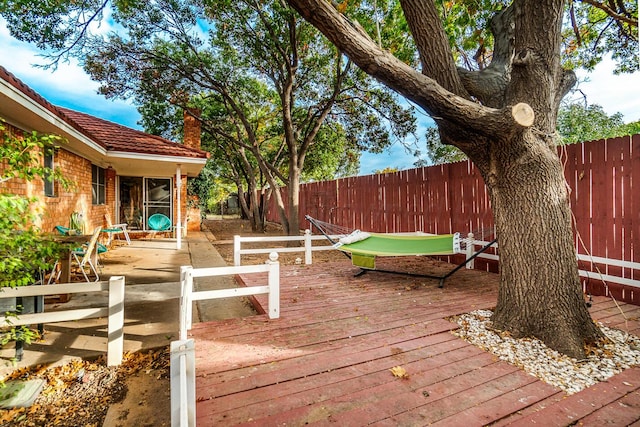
0,229,253,377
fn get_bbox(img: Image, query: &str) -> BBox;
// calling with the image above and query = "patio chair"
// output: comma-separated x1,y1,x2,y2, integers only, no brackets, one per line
54,224,107,267
69,227,102,282
148,213,172,231
103,213,131,246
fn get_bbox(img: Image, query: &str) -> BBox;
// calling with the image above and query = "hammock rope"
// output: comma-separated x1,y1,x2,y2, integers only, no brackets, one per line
305,215,498,288
304,216,355,240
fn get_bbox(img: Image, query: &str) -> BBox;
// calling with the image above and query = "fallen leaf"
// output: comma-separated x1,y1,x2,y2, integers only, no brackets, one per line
390,366,409,379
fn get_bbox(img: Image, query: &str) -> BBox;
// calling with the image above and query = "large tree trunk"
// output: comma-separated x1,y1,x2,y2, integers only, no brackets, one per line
481,131,602,358
286,0,605,358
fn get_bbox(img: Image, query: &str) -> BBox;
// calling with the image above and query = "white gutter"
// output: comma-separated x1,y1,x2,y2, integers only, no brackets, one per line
0,79,106,155
107,151,207,164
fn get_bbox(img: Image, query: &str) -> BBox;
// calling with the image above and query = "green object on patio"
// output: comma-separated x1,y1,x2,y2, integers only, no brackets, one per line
0,379,45,409
340,233,459,257
338,232,459,269
351,253,376,269
55,225,81,236
148,213,171,231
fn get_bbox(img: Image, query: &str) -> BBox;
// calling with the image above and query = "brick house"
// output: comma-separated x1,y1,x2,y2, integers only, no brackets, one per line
0,65,209,241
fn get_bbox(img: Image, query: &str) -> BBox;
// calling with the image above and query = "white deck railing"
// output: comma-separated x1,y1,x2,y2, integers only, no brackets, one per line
466,237,640,289
0,276,126,366
234,230,339,266
172,255,281,427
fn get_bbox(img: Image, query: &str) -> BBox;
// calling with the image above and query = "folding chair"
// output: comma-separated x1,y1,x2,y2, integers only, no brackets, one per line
69,227,102,282
103,213,131,246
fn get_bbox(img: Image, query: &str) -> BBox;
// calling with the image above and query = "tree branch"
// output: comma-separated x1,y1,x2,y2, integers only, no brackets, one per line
286,0,533,138
579,0,638,26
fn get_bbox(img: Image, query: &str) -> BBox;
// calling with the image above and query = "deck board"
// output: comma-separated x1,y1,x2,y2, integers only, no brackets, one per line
190,258,640,426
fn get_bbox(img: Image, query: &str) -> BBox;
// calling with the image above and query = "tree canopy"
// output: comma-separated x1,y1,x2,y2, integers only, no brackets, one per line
1,0,638,358
0,0,416,232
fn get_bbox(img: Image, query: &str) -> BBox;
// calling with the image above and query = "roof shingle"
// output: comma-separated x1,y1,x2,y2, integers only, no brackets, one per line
1,65,208,160
58,107,208,159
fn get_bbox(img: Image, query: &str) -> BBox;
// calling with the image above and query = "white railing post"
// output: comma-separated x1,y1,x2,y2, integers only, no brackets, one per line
466,233,475,269
180,266,193,340
267,252,280,319
107,276,125,366
304,229,312,265
234,235,241,266
171,339,195,427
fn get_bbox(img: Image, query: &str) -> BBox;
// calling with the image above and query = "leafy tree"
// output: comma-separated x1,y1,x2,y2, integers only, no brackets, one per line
0,121,68,360
283,0,637,358
557,103,640,144
374,166,399,174
0,123,67,288
0,0,416,235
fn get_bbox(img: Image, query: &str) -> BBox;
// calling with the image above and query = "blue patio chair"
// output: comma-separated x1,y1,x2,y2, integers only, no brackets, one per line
148,213,172,231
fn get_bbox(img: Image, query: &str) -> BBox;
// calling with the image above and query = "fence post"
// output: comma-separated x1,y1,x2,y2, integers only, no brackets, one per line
267,252,280,319
180,266,193,340
233,235,241,266
304,229,312,265
107,276,125,366
170,339,195,427
465,233,475,269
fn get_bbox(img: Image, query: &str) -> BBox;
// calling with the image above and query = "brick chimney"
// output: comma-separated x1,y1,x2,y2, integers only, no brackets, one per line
183,108,201,150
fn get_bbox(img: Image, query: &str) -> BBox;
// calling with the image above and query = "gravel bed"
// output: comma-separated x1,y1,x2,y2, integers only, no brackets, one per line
452,309,640,395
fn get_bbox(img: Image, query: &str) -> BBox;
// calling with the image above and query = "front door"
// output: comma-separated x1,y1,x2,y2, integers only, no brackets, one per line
144,178,172,228
119,177,172,230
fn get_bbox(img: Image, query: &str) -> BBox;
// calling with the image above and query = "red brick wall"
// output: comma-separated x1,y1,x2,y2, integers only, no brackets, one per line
1,121,114,234
3,121,195,236
183,109,201,151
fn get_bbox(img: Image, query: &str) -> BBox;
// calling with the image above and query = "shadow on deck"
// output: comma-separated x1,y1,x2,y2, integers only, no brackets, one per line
190,257,640,426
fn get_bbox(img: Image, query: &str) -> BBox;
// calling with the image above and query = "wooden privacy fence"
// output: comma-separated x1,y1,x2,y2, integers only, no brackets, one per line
265,134,640,305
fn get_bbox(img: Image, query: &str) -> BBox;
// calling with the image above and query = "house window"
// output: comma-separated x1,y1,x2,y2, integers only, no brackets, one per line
92,165,106,205
43,151,55,197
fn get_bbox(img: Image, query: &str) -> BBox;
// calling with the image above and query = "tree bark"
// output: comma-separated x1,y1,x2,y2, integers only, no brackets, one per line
483,131,602,357
286,0,604,358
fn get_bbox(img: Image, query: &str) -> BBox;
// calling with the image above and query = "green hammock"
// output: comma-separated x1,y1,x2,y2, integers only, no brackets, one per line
336,232,460,269
305,215,497,287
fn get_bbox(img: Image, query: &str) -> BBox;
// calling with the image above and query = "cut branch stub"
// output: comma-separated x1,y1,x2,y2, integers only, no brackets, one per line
511,103,535,127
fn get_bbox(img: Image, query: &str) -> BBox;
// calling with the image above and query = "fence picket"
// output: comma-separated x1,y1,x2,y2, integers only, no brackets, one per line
265,136,640,304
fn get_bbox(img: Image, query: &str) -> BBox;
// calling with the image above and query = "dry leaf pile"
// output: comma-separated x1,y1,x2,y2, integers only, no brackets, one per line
0,347,169,426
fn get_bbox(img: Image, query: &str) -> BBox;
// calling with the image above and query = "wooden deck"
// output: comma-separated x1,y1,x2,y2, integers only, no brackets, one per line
190,258,640,426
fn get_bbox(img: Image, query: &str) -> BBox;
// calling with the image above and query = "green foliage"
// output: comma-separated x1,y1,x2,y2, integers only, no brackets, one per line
426,103,640,163
374,166,399,174
557,103,640,144
426,0,637,72
425,127,467,164
1,309,40,347
0,122,67,288
561,1,638,73
0,122,71,373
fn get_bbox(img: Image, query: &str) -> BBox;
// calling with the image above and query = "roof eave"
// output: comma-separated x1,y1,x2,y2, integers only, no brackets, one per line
107,151,208,177
0,79,107,158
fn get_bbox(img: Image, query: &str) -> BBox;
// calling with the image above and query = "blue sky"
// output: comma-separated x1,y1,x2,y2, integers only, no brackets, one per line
2,17,639,175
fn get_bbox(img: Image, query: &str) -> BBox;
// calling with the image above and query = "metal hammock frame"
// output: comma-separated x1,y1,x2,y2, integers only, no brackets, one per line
305,215,497,288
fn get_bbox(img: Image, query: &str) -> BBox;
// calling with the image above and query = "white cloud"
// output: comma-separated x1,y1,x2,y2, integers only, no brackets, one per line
572,57,640,122
0,17,141,128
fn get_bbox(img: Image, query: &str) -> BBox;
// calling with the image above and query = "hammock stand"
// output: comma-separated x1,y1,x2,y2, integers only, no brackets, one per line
305,215,497,288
